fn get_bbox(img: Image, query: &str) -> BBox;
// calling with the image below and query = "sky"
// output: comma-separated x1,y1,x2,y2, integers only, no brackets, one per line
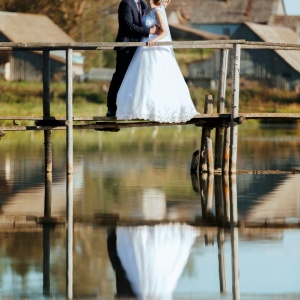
283,0,300,15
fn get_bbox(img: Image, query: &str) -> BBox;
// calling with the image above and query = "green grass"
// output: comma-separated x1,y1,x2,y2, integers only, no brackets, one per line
1,80,300,120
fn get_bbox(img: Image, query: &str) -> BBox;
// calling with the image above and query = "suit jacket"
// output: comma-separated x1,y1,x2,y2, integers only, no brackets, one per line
115,0,150,50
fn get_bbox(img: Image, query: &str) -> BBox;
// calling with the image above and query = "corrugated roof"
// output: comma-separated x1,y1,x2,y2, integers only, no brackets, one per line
0,11,74,43
190,0,285,24
243,22,300,74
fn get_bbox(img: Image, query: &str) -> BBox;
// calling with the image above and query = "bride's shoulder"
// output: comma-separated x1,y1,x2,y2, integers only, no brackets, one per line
154,6,164,14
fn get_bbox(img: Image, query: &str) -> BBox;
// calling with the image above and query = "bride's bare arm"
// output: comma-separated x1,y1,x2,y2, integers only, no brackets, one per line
148,9,167,47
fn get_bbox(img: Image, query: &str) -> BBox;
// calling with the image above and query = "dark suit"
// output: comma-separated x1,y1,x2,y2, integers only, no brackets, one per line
107,0,150,115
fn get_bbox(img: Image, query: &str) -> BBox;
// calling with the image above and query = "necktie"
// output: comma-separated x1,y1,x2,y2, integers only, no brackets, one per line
137,1,142,23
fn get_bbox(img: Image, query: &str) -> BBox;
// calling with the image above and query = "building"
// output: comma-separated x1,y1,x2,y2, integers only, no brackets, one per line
188,22,300,90
0,11,84,82
167,0,286,36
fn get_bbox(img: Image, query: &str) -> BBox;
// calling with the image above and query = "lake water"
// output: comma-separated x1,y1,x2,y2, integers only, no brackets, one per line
0,124,300,299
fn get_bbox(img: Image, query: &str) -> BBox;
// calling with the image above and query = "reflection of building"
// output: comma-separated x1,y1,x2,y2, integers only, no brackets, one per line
246,175,300,223
0,11,84,81
0,155,84,216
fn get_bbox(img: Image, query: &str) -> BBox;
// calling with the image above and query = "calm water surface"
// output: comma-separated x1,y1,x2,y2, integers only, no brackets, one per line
0,125,300,299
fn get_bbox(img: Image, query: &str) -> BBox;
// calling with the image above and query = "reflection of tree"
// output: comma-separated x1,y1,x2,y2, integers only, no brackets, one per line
50,226,114,296
2,232,43,277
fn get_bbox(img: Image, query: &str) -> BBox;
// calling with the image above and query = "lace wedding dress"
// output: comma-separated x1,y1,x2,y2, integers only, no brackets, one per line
116,223,199,300
116,7,198,123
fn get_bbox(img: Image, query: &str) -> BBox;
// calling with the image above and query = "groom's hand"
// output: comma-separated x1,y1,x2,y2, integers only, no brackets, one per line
155,26,162,35
150,25,162,35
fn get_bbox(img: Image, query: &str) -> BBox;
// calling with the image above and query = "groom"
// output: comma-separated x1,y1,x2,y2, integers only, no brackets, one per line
106,0,160,117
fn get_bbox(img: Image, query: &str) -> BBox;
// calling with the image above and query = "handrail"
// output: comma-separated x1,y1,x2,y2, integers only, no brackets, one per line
1,40,300,51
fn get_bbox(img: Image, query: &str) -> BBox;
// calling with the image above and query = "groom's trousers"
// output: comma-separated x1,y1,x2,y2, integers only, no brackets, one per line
107,49,136,114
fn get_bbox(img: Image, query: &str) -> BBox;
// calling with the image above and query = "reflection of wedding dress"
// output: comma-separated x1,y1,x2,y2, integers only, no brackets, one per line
116,7,198,123
116,223,199,300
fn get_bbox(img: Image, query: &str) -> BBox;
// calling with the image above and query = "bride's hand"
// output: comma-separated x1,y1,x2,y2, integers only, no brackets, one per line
148,38,157,47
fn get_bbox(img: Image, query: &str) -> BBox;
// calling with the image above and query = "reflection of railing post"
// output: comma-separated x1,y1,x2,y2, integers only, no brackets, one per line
215,49,229,172
43,50,52,218
66,48,74,300
230,175,240,300
216,173,227,293
222,175,230,222
43,225,51,296
217,228,227,293
230,44,241,174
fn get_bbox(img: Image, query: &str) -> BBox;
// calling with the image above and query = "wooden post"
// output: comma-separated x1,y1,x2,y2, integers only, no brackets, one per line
206,137,214,174
215,49,229,172
190,149,199,173
43,50,52,218
66,48,74,300
199,95,214,173
222,174,230,222
230,44,241,174
223,127,230,174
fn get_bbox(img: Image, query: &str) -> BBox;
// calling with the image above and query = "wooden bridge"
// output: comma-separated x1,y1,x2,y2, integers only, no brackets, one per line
1,39,300,299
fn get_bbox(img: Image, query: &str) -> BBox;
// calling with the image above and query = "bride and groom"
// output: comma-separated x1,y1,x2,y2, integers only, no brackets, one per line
106,0,198,123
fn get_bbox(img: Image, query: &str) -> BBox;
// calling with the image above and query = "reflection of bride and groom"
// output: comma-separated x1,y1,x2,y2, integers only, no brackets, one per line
107,223,199,300
106,0,199,123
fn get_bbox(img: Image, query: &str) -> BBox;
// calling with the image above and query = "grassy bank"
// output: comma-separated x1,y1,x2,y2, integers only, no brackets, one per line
1,80,300,119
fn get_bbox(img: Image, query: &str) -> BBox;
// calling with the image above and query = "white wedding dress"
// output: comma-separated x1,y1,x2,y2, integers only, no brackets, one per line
116,6,198,123
116,223,199,300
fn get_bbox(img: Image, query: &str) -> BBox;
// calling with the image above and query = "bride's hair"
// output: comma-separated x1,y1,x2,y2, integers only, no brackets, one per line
152,0,162,5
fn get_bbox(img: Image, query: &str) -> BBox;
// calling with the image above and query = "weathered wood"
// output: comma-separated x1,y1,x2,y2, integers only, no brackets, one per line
66,48,74,300
230,44,241,174
223,127,230,174
0,40,246,51
1,112,300,122
215,49,229,171
206,137,214,174
43,51,52,218
190,149,200,173
199,95,214,173
2,40,300,51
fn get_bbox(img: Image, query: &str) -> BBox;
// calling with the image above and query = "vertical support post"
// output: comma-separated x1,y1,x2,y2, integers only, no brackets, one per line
215,49,229,172
199,95,214,173
230,44,241,174
222,127,230,174
206,137,214,174
43,50,52,218
222,174,230,222
66,48,74,300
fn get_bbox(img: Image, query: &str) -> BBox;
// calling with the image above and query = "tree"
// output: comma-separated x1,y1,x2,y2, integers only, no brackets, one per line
0,0,120,69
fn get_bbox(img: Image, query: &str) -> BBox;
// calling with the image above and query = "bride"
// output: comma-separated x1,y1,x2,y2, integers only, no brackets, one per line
116,0,199,123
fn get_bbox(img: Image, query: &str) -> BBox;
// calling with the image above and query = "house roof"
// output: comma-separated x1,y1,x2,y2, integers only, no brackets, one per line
169,23,228,40
166,0,196,23
242,22,300,74
0,11,74,43
190,0,285,24
268,15,300,32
